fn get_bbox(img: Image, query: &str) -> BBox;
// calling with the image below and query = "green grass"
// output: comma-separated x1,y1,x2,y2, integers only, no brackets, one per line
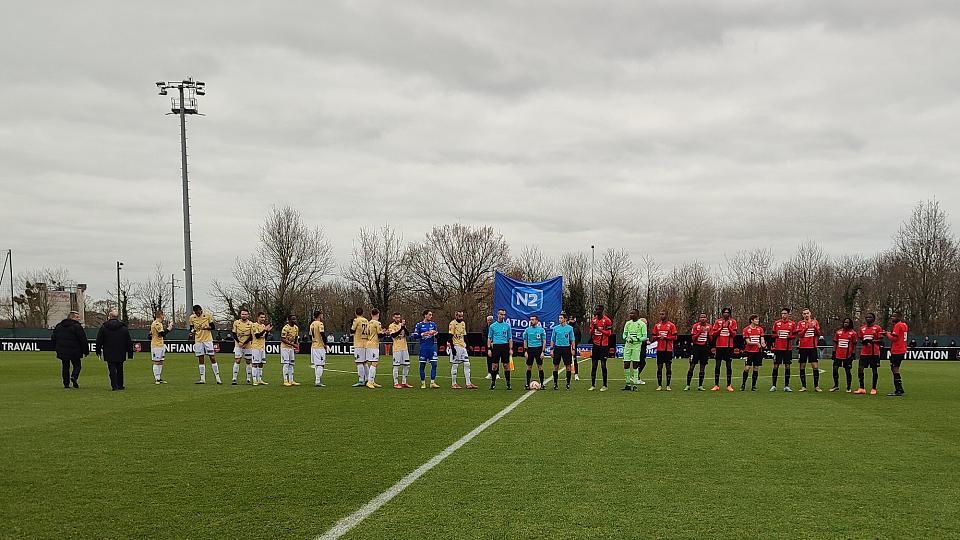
1,352,958,539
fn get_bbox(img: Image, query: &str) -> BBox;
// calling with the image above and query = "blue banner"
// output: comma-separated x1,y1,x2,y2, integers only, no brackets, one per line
492,272,563,345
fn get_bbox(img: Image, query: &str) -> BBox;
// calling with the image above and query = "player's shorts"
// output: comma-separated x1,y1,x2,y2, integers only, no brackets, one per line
860,355,880,369
833,357,853,369
553,346,573,366
419,347,438,362
193,341,214,356
592,343,609,362
310,348,326,366
392,349,411,366
889,353,905,367
450,345,468,364
746,351,764,367
799,348,818,363
354,347,367,363
367,347,380,363
623,343,642,361
656,350,674,364
773,350,792,365
151,347,165,362
280,348,296,365
490,343,510,365
691,344,710,366
716,347,734,362
250,349,266,364
525,347,544,366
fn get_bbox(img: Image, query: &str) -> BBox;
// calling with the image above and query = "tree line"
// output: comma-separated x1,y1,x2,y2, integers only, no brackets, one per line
3,200,958,336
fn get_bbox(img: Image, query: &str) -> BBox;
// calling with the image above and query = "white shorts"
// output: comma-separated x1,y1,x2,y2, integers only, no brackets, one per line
280,348,296,365
311,348,326,366
151,347,165,362
393,349,410,366
354,347,372,363
367,347,379,362
234,347,251,361
194,342,214,356
450,345,468,364
250,349,266,364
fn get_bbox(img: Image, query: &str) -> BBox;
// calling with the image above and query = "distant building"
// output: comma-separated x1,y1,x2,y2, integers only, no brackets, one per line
44,283,87,327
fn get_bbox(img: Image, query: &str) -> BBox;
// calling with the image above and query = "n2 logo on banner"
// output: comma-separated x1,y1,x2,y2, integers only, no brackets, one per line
513,286,543,314
493,272,563,345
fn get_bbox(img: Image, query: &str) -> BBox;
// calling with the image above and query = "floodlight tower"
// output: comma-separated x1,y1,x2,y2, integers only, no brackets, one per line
155,77,205,311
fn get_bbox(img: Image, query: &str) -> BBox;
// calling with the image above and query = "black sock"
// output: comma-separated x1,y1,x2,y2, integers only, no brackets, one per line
505,370,511,384
725,360,732,386
553,370,559,386
714,361,721,386
894,373,903,392
741,370,748,388
833,366,840,387
813,368,820,388
698,367,705,386
526,370,531,386
845,368,852,390
687,367,694,386
800,368,807,388
785,368,791,387
591,359,598,386
858,370,865,388
772,366,779,386
871,368,878,389
638,358,646,375
666,365,672,386
566,370,571,385
752,371,758,388
601,360,608,386
657,365,663,386
539,370,544,386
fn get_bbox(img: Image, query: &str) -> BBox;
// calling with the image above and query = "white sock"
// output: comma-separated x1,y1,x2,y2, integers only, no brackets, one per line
211,362,220,378
357,363,367,382
368,365,377,383
393,366,399,385
198,363,206,381
315,365,323,383
451,363,459,384
402,365,409,384
232,363,240,380
289,364,295,381
252,367,259,382
153,364,162,381
246,364,252,381
464,360,472,385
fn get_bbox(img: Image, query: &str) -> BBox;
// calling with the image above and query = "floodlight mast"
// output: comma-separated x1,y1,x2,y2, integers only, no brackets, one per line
155,78,204,312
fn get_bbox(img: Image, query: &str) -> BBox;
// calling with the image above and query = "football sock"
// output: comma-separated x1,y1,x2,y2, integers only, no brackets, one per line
565,369,571,385
813,367,820,388
772,366,779,386
419,361,426,381
601,360,608,386
637,359,646,377
430,360,438,380
751,371,758,388
463,359,472,385
742,370,749,388
504,369,511,384
315,365,323,383
358,363,367,382
871,368,878,389
894,373,903,392
198,364,206,381
784,367,791,387
553,369,559,385
402,365,409,384
526,370,532,386
698,367,705,386
538,369,544,386
844,367,852,390
833,365,840,387
591,359,598,386
858,370,865,388
246,365,252,381
452,364,459,384
368,365,376,383
393,366,400,385
714,361,721,386
232,363,240,380
724,361,732,386
667,364,672,386
800,368,807,388
687,366,694,386
153,364,162,381
657,364,663,386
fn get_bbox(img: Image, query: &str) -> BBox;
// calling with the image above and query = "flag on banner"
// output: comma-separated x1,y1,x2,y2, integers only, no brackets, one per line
492,271,564,346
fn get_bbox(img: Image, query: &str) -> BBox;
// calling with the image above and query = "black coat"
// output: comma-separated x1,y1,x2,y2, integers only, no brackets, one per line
96,319,134,363
52,318,89,360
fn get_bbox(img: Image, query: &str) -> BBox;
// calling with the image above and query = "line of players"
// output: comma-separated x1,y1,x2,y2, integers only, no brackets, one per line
148,304,908,397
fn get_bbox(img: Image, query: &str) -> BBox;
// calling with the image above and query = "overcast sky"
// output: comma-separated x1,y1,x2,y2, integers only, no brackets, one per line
2,1,959,307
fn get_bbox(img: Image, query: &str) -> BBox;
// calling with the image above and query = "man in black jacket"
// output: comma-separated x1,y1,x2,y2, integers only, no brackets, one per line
52,311,89,388
96,309,134,391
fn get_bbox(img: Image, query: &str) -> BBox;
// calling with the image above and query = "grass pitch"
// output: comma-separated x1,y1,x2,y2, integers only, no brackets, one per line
1,352,958,539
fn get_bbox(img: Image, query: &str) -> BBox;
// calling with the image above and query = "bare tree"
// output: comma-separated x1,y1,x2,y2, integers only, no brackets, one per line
722,248,773,321
13,267,72,327
404,223,510,326
830,254,869,320
594,248,638,322
343,226,408,315
637,254,663,318
787,240,829,311
133,264,170,319
510,246,556,282
560,252,589,323
672,261,715,327
894,200,960,331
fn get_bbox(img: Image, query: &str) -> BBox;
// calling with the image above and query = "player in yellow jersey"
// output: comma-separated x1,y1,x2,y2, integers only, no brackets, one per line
231,309,255,385
448,310,477,389
351,308,369,387
363,309,384,388
280,314,300,386
388,312,412,388
189,305,222,384
149,309,173,384
249,312,272,385
309,310,328,387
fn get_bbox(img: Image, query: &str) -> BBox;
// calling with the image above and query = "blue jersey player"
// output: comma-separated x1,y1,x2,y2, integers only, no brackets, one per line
412,309,440,389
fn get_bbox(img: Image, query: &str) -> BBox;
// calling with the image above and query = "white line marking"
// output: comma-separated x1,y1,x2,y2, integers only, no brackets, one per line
315,376,552,540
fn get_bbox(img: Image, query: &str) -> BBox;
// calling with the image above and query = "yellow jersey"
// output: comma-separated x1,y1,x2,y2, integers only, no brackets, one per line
250,322,267,350
232,319,254,347
449,320,467,347
280,324,299,350
363,319,383,349
387,321,408,351
189,312,213,343
309,320,326,348
351,316,369,347
150,319,165,348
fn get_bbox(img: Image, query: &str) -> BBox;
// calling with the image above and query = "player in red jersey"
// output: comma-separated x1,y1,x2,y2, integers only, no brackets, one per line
685,313,711,391
831,318,858,392
854,313,883,395
651,311,677,391
740,315,766,391
710,307,737,392
588,305,613,391
769,307,796,392
796,308,823,392
886,311,908,396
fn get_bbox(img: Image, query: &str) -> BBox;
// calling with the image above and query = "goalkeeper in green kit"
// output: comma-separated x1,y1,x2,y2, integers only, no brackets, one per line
622,309,647,391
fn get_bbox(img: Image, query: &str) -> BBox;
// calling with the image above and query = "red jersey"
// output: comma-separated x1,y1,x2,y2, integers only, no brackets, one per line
859,324,884,357
743,325,764,353
834,329,858,360
771,319,796,351
589,315,613,347
652,321,677,352
690,322,711,346
887,321,909,355
711,318,737,348
796,319,821,349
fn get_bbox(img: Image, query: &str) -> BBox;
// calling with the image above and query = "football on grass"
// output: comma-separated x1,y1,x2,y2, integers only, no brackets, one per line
529,381,541,390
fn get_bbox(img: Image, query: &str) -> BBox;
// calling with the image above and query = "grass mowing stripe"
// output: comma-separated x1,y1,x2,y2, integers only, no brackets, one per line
316,374,556,540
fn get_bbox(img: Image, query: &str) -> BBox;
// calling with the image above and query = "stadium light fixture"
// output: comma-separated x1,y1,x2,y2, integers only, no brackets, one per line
155,77,205,312
116,261,124,318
